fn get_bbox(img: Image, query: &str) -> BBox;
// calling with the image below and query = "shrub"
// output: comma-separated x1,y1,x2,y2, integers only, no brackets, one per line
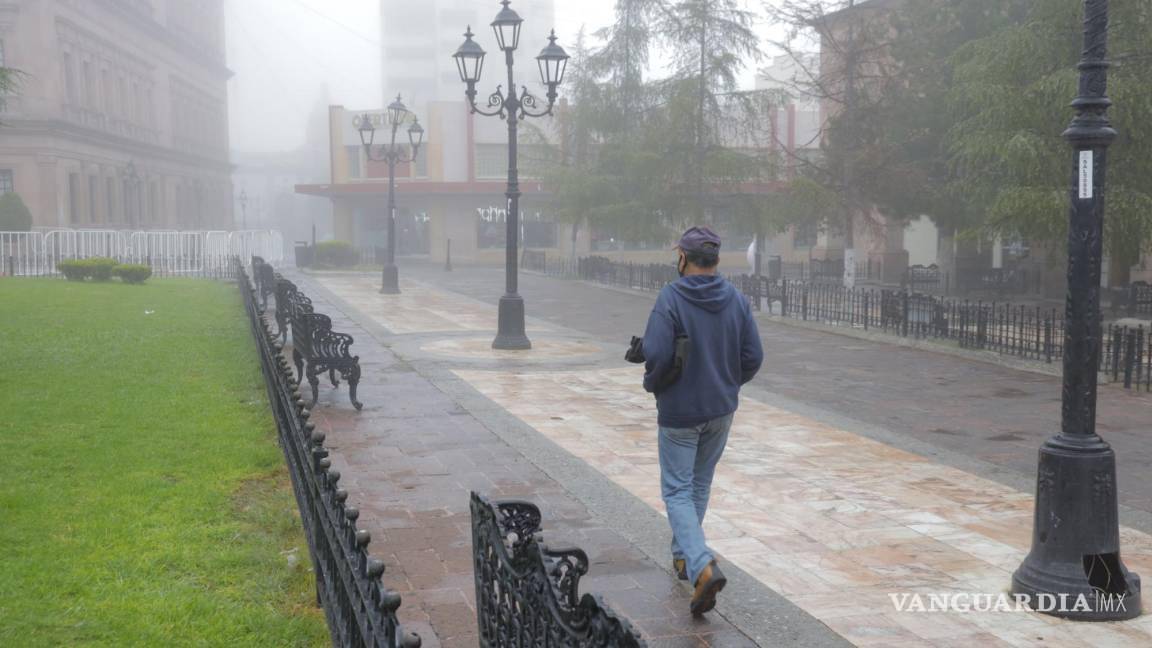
314,241,358,268
84,257,118,281
57,259,89,281
114,264,152,284
0,192,33,231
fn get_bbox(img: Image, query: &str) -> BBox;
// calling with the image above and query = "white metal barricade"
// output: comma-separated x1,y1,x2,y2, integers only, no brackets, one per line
0,231,46,275
1,228,285,276
43,229,128,271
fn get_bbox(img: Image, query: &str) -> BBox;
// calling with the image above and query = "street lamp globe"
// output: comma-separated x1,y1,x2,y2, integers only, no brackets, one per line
357,113,376,149
536,30,569,89
453,27,486,85
491,0,522,52
407,117,425,152
387,94,409,128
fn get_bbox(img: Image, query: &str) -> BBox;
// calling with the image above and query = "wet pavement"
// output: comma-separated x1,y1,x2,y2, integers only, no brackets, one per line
276,264,1152,647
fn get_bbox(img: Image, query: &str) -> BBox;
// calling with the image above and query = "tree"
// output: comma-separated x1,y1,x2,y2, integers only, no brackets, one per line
766,0,904,284
0,193,33,231
0,65,23,120
946,0,1152,282
542,0,778,249
658,0,765,221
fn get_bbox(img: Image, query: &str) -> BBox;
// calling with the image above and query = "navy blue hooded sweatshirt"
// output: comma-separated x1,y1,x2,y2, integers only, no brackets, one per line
642,274,764,428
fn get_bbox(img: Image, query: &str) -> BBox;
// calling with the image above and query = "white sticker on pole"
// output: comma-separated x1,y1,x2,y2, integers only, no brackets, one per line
1079,151,1093,200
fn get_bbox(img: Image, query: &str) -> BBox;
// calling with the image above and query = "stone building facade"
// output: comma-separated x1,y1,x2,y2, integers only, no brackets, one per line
0,0,233,229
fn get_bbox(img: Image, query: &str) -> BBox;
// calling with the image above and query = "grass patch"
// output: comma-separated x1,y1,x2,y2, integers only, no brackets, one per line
0,279,328,647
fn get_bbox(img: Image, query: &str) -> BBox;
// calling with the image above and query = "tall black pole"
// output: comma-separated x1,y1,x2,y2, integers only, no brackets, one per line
493,48,531,350
1012,0,1140,620
381,148,400,294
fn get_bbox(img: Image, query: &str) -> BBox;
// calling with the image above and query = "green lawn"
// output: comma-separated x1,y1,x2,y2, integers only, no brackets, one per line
0,278,328,647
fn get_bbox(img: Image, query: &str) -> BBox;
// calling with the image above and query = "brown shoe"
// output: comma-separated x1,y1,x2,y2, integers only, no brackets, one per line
690,561,727,616
673,558,688,581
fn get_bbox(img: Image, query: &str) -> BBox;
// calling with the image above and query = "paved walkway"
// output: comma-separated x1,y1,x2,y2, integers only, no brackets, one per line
296,266,1152,647
283,272,827,648
400,261,1152,520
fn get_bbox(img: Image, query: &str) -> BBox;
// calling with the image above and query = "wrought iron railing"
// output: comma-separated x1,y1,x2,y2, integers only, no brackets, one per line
471,492,646,647
527,255,1152,391
239,260,421,648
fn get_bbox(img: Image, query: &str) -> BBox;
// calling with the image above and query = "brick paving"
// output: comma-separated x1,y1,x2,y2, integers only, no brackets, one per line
279,275,768,648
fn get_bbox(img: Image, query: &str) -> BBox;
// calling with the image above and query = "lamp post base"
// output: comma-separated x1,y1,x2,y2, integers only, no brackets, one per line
1011,437,1141,620
492,294,531,350
380,264,401,295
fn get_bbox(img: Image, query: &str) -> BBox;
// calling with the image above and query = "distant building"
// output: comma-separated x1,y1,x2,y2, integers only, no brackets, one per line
296,101,568,266
380,0,555,106
293,0,567,265
0,0,233,229
756,53,822,176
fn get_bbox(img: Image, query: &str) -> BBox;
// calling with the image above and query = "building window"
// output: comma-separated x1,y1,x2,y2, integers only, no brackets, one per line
68,173,80,223
794,222,817,248
346,146,361,179
476,143,547,179
88,175,99,224
106,177,116,222
475,144,507,179
63,53,77,103
0,40,6,67
0,170,12,194
83,59,96,109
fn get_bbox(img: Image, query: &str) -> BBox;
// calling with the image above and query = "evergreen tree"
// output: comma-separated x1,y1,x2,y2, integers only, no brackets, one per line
946,0,1152,281
658,0,764,221
0,193,33,231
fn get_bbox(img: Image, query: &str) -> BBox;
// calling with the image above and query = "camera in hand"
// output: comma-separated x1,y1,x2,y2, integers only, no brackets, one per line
625,335,691,393
626,336,646,364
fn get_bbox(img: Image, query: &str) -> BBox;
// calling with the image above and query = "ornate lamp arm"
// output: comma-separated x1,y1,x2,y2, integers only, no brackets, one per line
396,146,420,165
466,84,509,119
517,86,557,119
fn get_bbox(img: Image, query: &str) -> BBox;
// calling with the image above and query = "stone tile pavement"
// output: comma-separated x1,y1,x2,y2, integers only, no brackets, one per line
282,274,782,647
399,261,1152,521
458,365,1152,646
288,267,1152,647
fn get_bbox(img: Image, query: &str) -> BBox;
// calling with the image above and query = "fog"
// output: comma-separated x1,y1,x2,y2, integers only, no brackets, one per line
226,0,774,154
226,0,619,154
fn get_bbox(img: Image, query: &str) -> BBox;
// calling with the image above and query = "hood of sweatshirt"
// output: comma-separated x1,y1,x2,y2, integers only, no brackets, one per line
670,274,736,314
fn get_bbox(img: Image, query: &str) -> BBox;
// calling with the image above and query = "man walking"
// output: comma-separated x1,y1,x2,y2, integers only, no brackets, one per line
641,226,763,615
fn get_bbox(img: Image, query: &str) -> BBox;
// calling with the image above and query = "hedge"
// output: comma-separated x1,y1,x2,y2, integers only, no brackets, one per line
114,264,152,284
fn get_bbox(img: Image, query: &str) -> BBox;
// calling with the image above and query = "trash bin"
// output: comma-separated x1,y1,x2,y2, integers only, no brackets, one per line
294,242,314,268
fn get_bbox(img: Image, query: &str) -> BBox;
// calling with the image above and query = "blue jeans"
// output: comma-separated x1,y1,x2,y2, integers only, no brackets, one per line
658,413,733,585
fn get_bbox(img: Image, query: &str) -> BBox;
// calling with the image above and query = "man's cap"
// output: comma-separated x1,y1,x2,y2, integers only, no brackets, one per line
674,226,722,254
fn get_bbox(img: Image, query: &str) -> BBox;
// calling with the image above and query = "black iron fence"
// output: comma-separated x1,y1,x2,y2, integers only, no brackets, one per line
526,254,1152,391
734,276,1151,390
470,492,646,647
239,260,421,648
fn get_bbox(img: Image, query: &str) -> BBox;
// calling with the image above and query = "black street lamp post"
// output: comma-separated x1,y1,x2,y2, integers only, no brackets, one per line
453,0,568,350
358,96,425,295
1012,0,1141,620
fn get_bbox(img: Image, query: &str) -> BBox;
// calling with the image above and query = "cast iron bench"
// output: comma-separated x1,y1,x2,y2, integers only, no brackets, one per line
275,277,310,344
276,277,363,410
251,256,277,310
291,311,363,411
